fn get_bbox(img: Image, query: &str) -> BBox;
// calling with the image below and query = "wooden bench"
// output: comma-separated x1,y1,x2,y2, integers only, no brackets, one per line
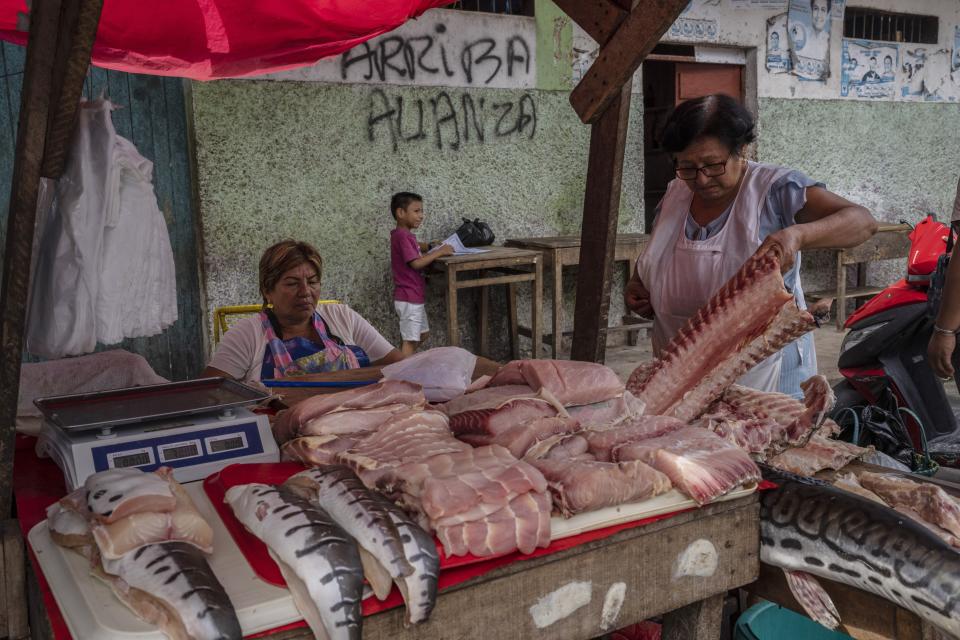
804,223,912,330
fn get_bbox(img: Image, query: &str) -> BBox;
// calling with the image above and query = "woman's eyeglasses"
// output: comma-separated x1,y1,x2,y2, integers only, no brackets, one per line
675,156,730,180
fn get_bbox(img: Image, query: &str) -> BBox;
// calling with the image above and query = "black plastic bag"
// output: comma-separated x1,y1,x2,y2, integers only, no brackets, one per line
456,218,495,247
856,405,917,468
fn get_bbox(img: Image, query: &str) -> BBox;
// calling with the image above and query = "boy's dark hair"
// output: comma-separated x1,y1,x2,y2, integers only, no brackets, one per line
390,192,423,219
660,94,756,155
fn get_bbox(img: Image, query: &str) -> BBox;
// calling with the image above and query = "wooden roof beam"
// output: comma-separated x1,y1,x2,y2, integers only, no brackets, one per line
570,0,690,124
0,0,103,519
553,0,628,44
42,0,105,178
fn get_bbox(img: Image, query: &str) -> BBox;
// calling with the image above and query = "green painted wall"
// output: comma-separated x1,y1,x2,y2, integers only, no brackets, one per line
757,99,960,223
757,97,960,293
192,81,645,358
535,0,573,92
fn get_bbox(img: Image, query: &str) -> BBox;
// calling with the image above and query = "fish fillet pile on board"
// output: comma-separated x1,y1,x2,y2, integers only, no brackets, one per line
46,467,241,640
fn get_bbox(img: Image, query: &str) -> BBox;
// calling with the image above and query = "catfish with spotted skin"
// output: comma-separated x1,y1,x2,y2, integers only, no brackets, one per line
760,469,960,636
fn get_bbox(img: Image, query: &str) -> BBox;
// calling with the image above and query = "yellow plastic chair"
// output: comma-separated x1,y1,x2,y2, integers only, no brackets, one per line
212,300,340,345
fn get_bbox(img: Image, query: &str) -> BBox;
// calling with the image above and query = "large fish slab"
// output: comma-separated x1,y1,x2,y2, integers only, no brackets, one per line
613,426,760,505
99,542,242,640
760,470,960,636
583,415,686,462
628,247,793,417
487,360,624,406
529,458,671,517
60,467,176,523
284,465,413,600
767,435,869,476
457,416,582,459
857,471,960,538
225,483,364,640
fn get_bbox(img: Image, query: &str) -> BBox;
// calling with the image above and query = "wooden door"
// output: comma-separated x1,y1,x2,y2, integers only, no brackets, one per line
675,62,744,104
1,42,206,380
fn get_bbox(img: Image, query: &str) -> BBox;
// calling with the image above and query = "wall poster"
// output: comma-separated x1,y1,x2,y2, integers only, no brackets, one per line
787,0,833,81
841,39,898,99
766,13,791,73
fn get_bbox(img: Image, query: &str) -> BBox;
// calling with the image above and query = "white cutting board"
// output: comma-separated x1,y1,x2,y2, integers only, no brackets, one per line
29,481,757,638
28,482,302,639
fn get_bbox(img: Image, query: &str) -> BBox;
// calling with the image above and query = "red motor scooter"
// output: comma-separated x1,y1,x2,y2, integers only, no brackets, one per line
833,215,960,470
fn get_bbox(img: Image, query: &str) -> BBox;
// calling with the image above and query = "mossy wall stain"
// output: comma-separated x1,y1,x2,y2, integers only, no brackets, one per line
192,81,645,358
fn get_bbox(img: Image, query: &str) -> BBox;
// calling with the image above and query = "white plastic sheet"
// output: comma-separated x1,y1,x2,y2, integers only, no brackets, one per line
26,99,178,358
381,347,477,402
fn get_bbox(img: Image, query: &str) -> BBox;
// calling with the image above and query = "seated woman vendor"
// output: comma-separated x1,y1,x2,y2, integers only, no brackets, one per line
202,240,403,385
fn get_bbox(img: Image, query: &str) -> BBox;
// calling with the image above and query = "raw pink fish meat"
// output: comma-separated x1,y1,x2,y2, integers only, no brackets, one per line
92,478,214,559
488,360,624,406
767,436,869,476
565,391,646,427
436,491,551,557
583,415,686,462
447,391,567,437
530,458,671,517
857,471,960,538
273,380,425,443
628,247,793,417
436,384,535,416
80,467,176,523
282,434,357,466
458,416,582,458
301,404,411,436
523,434,592,461
613,426,760,505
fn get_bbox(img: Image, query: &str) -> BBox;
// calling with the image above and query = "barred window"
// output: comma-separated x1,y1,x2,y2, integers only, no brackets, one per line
843,8,938,44
450,0,534,16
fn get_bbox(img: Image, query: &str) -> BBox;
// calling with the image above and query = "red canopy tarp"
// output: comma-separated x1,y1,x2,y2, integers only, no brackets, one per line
0,0,453,80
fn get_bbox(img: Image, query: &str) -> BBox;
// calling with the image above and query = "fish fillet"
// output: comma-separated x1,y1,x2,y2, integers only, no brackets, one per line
488,360,624,406
583,415,686,462
767,436,869,476
530,458,672,517
613,427,760,505
857,471,960,538
628,247,793,417
83,467,176,523
458,416,582,459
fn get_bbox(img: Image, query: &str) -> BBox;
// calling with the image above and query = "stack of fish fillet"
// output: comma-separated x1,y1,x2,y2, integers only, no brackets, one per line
46,466,241,640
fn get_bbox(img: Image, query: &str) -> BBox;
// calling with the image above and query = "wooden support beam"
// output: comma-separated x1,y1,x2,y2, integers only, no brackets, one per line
570,81,632,364
0,0,101,519
570,0,689,124
42,0,105,178
552,0,627,44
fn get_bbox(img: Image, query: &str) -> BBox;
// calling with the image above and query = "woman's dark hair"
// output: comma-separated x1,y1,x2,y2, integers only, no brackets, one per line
259,240,323,310
660,94,756,155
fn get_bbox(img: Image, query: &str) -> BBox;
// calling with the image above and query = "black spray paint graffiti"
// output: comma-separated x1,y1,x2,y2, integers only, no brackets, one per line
367,89,537,152
342,23,531,85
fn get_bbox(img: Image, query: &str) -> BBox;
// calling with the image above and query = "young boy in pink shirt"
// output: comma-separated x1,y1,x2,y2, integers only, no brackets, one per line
390,192,453,356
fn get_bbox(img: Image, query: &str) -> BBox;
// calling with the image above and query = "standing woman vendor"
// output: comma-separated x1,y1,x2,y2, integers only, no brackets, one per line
625,95,877,397
202,240,403,386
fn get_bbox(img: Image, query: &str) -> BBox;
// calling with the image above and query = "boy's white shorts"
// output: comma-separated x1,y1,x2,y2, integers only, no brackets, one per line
394,301,429,341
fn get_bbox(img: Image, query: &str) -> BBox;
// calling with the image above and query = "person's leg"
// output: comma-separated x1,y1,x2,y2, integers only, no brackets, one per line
401,340,419,357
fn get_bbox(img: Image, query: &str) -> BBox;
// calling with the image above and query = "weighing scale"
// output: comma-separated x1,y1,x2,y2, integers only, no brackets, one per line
34,378,279,490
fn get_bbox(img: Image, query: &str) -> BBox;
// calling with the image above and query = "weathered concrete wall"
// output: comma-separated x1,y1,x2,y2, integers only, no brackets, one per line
757,97,960,293
192,81,644,359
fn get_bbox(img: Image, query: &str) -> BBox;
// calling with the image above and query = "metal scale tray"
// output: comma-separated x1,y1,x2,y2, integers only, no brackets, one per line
34,377,270,433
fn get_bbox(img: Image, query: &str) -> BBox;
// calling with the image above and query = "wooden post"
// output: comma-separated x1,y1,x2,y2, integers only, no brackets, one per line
570,81,632,364
0,0,102,519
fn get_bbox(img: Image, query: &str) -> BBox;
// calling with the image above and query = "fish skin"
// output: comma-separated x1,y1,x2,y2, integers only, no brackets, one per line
759,471,960,637
284,465,413,581
225,483,364,640
100,542,242,640
371,494,439,625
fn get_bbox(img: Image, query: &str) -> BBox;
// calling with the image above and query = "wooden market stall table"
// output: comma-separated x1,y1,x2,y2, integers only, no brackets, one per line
433,247,543,359
504,234,651,358
13,433,761,640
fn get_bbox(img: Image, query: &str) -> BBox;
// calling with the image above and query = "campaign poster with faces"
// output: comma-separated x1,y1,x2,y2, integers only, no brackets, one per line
841,39,899,99
787,0,832,81
766,13,792,73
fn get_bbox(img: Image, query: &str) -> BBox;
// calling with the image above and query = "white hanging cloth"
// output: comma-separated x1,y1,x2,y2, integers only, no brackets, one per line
26,99,178,358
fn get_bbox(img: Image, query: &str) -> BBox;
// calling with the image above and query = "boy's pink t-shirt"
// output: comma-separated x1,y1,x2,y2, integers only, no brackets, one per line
391,228,426,303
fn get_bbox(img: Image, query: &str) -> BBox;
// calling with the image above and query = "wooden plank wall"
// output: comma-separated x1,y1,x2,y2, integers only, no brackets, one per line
0,42,204,380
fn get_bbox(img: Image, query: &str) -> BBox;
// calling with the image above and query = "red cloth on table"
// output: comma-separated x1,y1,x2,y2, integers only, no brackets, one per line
13,434,772,638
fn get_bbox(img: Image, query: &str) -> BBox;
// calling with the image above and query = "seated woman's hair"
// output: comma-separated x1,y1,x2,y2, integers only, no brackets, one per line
660,94,756,155
259,240,324,308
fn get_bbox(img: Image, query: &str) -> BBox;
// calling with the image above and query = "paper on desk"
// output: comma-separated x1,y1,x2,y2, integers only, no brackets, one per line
430,233,490,255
